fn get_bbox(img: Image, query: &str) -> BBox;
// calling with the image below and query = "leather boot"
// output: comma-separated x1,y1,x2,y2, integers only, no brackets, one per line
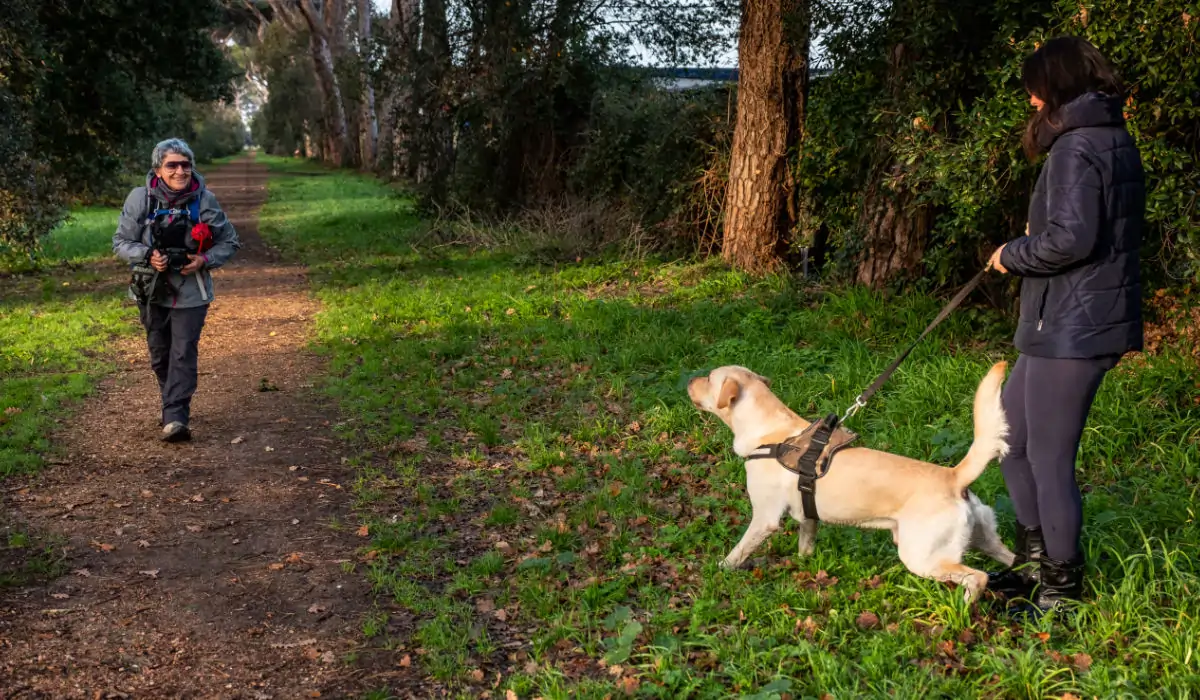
1031,555,1086,610
1007,554,1086,619
987,524,1044,598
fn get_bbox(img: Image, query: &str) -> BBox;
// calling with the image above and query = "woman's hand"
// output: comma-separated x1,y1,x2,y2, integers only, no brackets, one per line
150,250,168,272
989,244,1009,274
180,254,206,276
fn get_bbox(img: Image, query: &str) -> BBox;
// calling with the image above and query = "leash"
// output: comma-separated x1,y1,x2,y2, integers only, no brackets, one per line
840,266,991,423
746,266,990,522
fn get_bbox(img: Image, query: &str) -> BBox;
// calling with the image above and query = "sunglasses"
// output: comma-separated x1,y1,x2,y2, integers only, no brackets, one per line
163,160,193,172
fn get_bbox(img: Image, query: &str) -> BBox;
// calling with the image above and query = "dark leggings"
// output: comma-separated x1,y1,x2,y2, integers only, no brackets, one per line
139,303,209,426
999,353,1117,562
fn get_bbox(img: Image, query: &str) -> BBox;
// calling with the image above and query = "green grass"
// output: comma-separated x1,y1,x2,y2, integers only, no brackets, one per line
1,205,137,478
257,157,1200,699
39,205,121,265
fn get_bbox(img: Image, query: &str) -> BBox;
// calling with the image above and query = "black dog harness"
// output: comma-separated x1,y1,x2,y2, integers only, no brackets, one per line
744,413,860,522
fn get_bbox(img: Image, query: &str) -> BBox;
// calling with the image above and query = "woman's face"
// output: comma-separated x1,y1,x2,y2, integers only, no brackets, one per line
155,152,193,191
1029,93,1046,111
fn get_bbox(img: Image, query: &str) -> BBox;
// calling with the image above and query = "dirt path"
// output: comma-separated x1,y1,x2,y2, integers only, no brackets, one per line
1,156,381,699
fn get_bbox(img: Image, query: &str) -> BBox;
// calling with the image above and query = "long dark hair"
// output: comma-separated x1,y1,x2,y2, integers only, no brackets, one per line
1021,36,1124,160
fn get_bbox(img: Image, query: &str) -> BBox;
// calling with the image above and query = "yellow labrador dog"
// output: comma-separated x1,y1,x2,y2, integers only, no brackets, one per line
688,362,1015,602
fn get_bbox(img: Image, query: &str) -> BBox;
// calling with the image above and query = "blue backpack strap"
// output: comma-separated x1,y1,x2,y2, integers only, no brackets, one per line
187,197,201,224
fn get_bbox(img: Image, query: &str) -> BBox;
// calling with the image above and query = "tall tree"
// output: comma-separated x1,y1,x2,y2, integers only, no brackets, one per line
267,0,355,166
722,0,811,274
356,0,378,169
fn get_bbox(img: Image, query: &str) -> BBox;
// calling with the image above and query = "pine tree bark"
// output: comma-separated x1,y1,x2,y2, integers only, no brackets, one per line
722,0,810,275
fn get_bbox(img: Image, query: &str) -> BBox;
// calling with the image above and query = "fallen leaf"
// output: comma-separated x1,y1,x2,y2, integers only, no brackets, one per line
269,563,285,571
73,568,91,578
91,541,115,552
140,569,160,579
286,552,304,564
620,676,640,695
186,525,203,533
304,647,320,660
190,493,205,503
140,490,153,498
1036,632,1051,642
356,524,370,537
1060,694,1082,700
1072,653,1093,671
320,651,335,664
470,669,485,682
398,654,412,667
506,308,515,316
265,446,275,452
231,436,245,445
476,598,496,613
855,611,880,629
506,691,518,700
494,608,508,622
3,407,21,416
51,593,70,600
137,539,150,548
308,603,326,614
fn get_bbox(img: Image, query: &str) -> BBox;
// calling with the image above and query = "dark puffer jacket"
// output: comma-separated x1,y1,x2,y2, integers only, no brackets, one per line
999,91,1145,359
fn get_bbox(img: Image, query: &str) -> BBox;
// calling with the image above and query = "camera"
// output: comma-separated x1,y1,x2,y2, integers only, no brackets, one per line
165,248,191,271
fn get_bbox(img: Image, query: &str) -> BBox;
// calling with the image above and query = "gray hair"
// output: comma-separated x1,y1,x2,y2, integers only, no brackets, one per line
151,138,195,169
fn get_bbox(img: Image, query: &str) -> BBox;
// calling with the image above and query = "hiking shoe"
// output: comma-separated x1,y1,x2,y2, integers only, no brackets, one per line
161,421,192,443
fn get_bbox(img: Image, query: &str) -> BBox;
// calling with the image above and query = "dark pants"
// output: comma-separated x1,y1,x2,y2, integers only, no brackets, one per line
139,303,209,426
999,353,1118,562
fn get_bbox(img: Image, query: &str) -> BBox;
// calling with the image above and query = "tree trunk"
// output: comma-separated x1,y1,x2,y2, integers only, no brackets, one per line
415,0,451,202
357,0,378,169
854,40,931,288
722,0,810,275
855,163,929,287
296,0,355,167
380,0,419,178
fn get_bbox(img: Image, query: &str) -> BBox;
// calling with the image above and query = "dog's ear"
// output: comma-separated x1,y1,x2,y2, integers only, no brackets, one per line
716,377,740,410
753,372,771,387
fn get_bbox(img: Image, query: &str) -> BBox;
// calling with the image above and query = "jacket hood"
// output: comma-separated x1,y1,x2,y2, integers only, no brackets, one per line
1038,91,1126,150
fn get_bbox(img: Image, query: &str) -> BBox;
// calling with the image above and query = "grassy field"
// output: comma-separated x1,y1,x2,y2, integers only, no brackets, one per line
1,205,134,587
261,158,1200,699
0,208,134,478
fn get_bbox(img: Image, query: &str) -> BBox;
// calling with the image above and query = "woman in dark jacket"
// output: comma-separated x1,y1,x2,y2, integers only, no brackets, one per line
986,36,1145,613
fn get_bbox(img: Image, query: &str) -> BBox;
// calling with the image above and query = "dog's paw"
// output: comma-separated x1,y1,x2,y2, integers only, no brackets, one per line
718,557,741,571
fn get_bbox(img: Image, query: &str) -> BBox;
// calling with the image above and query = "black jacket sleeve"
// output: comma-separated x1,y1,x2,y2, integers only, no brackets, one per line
1001,145,1104,277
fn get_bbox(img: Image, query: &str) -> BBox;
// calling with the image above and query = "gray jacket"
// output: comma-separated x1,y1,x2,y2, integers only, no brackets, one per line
112,170,242,308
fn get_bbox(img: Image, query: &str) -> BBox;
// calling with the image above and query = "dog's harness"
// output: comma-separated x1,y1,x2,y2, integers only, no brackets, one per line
741,267,990,522
744,414,859,521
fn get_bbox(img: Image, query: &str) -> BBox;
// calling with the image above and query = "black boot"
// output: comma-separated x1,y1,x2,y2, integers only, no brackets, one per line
1031,555,1086,610
987,524,1044,598
1007,554,1086,619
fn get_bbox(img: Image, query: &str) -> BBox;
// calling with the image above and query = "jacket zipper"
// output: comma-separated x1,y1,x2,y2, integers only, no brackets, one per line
1036,284,1049,331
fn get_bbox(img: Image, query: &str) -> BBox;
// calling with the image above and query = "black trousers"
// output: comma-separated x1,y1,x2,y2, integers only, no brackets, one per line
139,303,209,426
999,353,1118,562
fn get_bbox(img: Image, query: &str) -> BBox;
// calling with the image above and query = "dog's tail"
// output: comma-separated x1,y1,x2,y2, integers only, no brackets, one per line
951,361,1010,491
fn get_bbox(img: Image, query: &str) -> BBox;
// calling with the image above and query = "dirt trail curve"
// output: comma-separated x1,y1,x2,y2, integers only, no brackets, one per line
1,156,382,699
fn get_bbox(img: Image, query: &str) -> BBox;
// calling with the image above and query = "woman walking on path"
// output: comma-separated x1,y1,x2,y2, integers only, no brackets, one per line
112,138,242,442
